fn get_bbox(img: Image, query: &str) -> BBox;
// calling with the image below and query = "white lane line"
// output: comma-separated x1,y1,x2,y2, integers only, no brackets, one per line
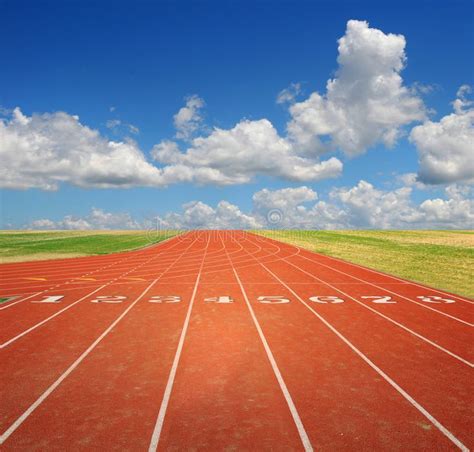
0,286,105,348
253,232,474,305
0,279,158,445
0,233,187,306
0,236,193,347
0,232,185,276
251,250,468,452
281,257,473,368
224,233,313,452
293,252,473,327
0,235,198,446
251,233,473,326
0,292,42,311
148,233,210,452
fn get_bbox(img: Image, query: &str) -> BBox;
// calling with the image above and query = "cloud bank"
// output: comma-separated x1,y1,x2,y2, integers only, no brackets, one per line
1,20,431,191
28,182,473,230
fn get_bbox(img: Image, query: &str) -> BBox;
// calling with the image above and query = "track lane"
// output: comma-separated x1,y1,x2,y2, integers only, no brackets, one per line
0,234,185,299
251,233,474,305
1,230,471,450
242,232,472,449
248,237,473,364
151,231,308,450
0,234,200,444
0,234,193,347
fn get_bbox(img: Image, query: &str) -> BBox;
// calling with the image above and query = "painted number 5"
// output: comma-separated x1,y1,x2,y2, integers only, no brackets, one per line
257,296,290,304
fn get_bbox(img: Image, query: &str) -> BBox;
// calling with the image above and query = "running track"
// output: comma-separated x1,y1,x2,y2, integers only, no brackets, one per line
0,231,472,450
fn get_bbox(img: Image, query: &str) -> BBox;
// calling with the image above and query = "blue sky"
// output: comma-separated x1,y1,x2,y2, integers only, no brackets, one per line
1,0,473,229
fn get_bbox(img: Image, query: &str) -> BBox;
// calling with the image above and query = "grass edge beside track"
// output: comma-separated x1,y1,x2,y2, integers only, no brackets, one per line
253,230,474,299
0,230,182,264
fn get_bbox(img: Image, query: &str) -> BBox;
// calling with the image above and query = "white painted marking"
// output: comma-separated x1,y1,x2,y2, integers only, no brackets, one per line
225,235,313,452
0,234,197,444
0,292,42,311
31,295,64,304
90,295,127,304
0,279,158,445
0,233,192,346
1,285,107,349
204,295,234,303
281,255,474,368
148,295,181,303
417,296,455,304
148,234,210,452
264,234,474,305
293,252,473,326
257,295,290,304
361,295,396,304
309,295,344,304
253,257,469,451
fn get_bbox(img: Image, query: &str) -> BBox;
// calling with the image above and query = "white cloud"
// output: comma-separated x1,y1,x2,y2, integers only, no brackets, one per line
26,182,473,230
160,183,473,230
287,20,426,156
0,108,167,190
174,95,205,141
156,200,262,229
276,82,302,104
29,208,141,230
410,85,474,184
152,119,343,184
330,180,417,228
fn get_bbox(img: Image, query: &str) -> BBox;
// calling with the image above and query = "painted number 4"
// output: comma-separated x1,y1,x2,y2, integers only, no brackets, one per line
205,296,234,303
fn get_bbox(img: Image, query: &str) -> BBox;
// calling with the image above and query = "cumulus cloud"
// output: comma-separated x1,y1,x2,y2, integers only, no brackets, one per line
26,182,473,230
162,183,473,230
151,183,473,230
287,20,426,156
1,105,342,190
410,85,474,184
0,108,168,190
152,119,343,184
174,95,205,141
29,208,141,230
153,200,262,230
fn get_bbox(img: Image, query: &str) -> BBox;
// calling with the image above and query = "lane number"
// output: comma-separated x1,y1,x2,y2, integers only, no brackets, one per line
148,295,181,303
31,295,64,304
417,295,455,304
257,296,290,304
361,295,395,304
309,296,344,304
205,296,234,303
91,295,127,304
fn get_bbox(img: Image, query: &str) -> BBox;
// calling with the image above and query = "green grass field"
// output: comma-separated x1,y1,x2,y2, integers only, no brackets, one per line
0,230,180,263
255,230,474,298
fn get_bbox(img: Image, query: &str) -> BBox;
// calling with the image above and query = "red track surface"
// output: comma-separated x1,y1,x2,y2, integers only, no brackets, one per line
0,231,472,451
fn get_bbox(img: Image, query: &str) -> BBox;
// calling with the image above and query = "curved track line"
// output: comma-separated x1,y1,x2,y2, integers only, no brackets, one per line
148,234,210,451
252,234,473,326
244,234,472,366
223,232,313,452
251,233,474,304
236,232,469,451
0,233,201,446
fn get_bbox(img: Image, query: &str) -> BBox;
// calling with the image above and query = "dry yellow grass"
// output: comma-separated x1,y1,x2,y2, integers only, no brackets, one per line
255,230,474,298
